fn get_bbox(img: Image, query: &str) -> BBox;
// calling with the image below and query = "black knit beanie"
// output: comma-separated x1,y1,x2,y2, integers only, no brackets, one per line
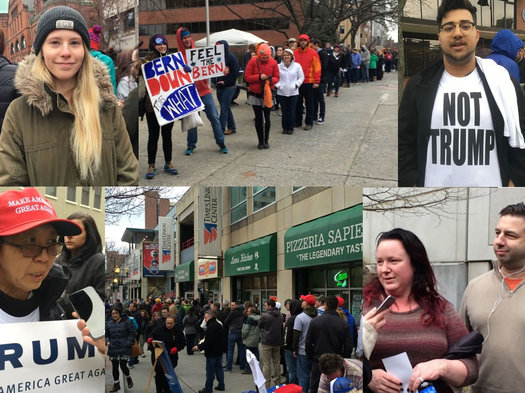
33,6,90,55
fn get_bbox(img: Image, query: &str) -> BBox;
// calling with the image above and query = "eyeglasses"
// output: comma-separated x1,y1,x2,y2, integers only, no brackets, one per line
0,239,63,258
440,22,475,34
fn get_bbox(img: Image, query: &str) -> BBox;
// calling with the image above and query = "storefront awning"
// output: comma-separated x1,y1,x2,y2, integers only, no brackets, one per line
224,233,277,276
175,261,194,283
284,205,362,268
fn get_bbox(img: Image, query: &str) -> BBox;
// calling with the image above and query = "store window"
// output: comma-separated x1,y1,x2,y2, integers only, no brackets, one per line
253,187,275,213
21,36,26,49
230,187,247,224
45,187,57,198
66,187,76,202
81,187,90,206
93,188,102,210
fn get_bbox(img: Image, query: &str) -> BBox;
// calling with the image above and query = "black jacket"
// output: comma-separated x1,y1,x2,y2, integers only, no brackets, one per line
317,49,329,83
284,300,302,350
151,322,186,367
198,317,227,357
399,59,525,186
56,250,105,319
305,310,352,360
224,307,244,334
0,56,18,132
0,264,67,321
106,314,136,357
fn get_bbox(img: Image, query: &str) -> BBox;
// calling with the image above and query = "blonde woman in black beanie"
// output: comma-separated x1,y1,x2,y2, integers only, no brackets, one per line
0,6,138,186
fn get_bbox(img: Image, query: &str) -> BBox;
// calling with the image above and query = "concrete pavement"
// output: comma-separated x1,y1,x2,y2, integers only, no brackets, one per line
106,346,279,393
138,72,398,186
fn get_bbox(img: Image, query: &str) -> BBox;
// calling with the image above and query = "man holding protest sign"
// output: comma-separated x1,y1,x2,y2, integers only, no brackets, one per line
176,27,229,156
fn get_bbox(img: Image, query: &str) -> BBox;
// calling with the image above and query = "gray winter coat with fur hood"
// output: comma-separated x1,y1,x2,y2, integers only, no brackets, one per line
0,54,138,186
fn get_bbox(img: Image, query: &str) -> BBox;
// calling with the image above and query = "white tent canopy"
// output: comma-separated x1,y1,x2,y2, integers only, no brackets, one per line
194,29,267,47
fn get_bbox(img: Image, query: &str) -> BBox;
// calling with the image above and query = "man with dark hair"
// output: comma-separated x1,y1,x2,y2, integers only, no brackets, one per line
0,28,19,132
223,300,246,372
258,298,283,388
399,0,525,187
318,353,363,393
460,202,525,393
305,296,352,393
194,310,227,393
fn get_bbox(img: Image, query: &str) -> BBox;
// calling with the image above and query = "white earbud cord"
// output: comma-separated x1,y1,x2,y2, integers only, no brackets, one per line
485,264,525,342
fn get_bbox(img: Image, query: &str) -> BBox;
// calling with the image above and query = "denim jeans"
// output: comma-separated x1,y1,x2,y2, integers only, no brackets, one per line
226,332,245,371
187,93,225,149
360,64,369,82
284,350,298,385
350,68,360,83
216,86,237,132
297,354,311,393
279,95,298,132
205,355,224,391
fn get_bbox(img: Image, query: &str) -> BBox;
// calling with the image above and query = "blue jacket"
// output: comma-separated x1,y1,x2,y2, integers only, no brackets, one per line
351,53,362,68
487,29,522,82
215,40,240,88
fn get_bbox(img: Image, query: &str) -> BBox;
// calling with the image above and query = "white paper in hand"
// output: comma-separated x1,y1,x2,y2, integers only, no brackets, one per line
382,352,413,393
246,349,266,393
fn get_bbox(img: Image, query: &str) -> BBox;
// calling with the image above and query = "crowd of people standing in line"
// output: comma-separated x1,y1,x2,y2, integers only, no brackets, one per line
104,294,359,393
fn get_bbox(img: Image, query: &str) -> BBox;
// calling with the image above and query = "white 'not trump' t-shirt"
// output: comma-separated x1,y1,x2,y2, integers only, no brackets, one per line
425,69,502,186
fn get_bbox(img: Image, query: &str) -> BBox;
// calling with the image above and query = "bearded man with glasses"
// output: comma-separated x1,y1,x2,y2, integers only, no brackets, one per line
0,188,81,323
399,0,525,187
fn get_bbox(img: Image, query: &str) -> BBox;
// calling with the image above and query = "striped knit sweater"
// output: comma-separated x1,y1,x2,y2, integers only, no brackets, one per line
365,301,478,393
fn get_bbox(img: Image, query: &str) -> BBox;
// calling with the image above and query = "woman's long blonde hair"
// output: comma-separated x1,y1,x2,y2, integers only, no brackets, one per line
32,43,102,182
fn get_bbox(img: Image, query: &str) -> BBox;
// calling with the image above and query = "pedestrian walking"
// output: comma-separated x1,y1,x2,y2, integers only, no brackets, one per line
245,43,279,149
224,300,247,372
176,27,229,156
215,40,239,136
275,49,304,135
0,6,138,186
106,307,135,392
141,34,179,179
149,316,186,393
183,306,200,355
193,310,227,393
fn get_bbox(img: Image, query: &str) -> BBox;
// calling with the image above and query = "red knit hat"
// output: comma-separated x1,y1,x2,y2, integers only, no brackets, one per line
337,296,345,307
0,188,81,236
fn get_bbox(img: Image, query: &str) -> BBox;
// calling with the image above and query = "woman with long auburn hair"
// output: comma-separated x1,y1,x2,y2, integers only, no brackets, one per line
0,6,137,185
364,228,478,393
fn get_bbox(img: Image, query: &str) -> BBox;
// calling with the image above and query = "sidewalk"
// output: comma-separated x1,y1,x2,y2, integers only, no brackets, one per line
138,72,398,186
106,348,276,393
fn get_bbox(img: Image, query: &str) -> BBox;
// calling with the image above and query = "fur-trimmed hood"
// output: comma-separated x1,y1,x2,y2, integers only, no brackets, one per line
14,53,117,116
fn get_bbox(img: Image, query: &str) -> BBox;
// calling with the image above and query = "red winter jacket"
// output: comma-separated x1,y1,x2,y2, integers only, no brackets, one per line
244,56,279,95
176,27,211,97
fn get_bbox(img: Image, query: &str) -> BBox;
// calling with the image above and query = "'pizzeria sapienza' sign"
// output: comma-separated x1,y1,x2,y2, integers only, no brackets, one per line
185,44,225,82
284,206,363,268
142,52,204,126
0,320,105,393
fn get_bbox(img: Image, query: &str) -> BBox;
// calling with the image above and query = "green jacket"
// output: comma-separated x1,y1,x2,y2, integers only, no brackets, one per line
0,54,138,186
369,53,378,70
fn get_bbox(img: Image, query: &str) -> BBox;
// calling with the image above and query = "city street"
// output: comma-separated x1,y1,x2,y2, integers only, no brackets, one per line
138,71,398,186
105,347,275,393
